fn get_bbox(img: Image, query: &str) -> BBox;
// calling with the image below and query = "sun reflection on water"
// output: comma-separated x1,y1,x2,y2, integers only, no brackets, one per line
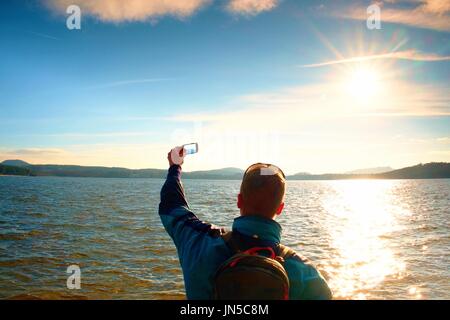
321,180,409,299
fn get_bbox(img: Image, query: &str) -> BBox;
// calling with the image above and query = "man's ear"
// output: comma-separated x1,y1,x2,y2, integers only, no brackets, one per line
276,202,284,215
237,193,243,209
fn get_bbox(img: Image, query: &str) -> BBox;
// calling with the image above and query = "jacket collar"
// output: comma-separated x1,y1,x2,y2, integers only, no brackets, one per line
232,215,282,243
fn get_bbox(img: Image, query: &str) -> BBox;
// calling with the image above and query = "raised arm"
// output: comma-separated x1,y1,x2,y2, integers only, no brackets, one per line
159,164,188,215
158,147,223,253
159,147,188,215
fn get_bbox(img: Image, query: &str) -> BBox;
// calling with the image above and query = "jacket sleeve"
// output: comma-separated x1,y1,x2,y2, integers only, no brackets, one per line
285,256,333,300
158,165,223,265
299,270,333,300
159,165,188,215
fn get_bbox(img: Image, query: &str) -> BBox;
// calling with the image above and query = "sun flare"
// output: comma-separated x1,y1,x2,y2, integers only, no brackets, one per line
344,66,382,100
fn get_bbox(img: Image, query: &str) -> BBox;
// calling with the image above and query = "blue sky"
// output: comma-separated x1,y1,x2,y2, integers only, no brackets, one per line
0,0,449,173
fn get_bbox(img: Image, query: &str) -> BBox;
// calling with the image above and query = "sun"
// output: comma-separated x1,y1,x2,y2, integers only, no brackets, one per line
344,65,382,100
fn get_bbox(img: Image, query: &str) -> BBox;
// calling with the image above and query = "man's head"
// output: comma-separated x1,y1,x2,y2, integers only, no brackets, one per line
237,163,286,220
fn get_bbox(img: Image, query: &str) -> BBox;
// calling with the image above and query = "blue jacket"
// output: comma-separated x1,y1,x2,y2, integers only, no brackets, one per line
158,165,332,300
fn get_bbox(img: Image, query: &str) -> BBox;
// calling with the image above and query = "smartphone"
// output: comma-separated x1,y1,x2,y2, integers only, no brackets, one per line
182,143,198,155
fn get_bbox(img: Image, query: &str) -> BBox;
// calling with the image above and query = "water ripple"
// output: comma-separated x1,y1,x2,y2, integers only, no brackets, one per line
0,176,448,299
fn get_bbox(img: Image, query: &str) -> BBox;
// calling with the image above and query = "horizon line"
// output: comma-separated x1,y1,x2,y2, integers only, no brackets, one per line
2,159,449,176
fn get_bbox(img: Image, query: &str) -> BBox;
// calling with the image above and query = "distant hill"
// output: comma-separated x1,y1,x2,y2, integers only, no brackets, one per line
346,166,393,174
0,164,32,176
183,167,243,180
0,160,242,179
377,163,450,179
0,163,169,178
288,162,450,180
287,172,365,180
291,171,311,176
1,159,31,168
0,160,449,180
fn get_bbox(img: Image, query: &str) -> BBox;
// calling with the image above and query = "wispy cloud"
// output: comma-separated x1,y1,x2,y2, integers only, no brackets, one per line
436,137,450,143
0,143,169,169
8,148,67,156
87,78,170,89
299,50,450,68
44,0,279,22
413,0,450,14
335,0,450,32
26,30,59,40
30,131,158,138
169,79,450,128
163,79,450,172
226,0,279,15
45,0,211,22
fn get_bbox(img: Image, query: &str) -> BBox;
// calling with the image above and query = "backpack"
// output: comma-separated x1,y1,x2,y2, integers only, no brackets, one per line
213,231,296,300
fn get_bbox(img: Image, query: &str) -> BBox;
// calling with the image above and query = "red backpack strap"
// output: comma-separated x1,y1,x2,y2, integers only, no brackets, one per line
223,231,294,261
243,247,276,259
223,231,280,261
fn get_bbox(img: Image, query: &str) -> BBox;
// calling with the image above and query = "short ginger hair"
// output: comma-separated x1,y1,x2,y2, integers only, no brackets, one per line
240,164,286,218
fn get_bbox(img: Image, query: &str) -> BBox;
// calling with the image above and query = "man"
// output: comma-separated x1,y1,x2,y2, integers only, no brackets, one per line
158,147,332,300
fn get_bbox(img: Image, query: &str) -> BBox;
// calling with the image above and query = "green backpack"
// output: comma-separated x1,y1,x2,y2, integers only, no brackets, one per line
213,231,296,300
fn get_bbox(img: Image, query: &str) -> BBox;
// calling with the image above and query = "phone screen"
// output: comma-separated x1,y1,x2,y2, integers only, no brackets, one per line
183,143,198,155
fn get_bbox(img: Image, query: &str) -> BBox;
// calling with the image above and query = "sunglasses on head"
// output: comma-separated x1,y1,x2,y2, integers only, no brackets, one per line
244,163,286,179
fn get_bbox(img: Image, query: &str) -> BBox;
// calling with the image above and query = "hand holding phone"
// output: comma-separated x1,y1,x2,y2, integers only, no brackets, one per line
168,143,198,167
182,143,198,155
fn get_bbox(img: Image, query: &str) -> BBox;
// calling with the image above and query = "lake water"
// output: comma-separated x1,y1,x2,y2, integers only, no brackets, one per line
0,176,449,299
